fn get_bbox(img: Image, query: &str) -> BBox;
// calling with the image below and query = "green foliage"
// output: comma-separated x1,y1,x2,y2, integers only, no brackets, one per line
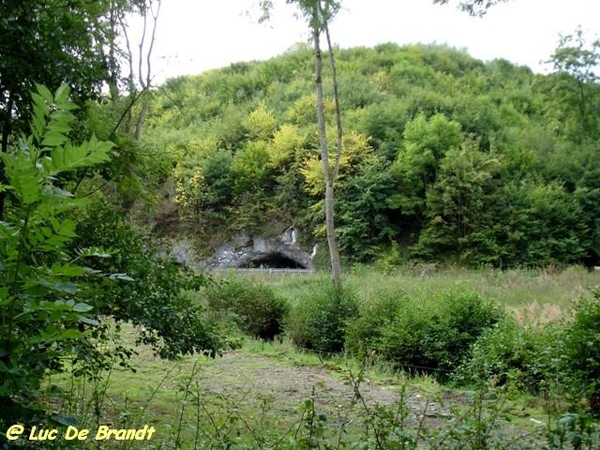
559,291,600,415
414,139,501,263
203,279,289,341
358,98,410,161
548,28,600,145
231,141,272,194
373,242,405,273
457,287,600,414
546,412,600,449
492,180,588,267
145,41,600,268
390,113,464,219
346,288,502,380
286,281,359,354
345,290,406,357
0,0,121,139
71,202,221,359
0,84,111,421
455,317,553,394
418,173,589,268
433,0,510,18
305,132,398,260
242,102,277,140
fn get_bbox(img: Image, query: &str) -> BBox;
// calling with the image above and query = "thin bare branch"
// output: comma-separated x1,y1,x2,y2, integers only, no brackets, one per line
143,0,161,89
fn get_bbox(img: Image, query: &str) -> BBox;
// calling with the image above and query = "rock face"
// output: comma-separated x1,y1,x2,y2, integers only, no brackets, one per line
206,227,314,271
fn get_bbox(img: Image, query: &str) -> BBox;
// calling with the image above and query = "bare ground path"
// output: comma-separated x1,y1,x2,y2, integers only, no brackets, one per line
193,351,486,428
104,329,546,448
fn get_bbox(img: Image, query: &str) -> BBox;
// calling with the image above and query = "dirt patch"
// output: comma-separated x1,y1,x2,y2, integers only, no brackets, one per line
184,351,546,448
94,336,547,449
196,351,459,426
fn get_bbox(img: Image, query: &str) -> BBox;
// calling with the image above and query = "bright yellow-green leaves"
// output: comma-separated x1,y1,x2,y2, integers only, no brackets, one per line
285,95,335,125
370,70,394,94
267,124,306,168
243,102,277,140
232,141,271,192
300,130,374,196
175,168,205,214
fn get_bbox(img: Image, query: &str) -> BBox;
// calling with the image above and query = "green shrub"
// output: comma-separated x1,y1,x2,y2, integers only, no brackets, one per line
71,202,222,359
346,288,502,380
560,291,600,415
203,279,289,341
455,316,553,393
345,290,407,357
285,281,359,354
373,242,405,274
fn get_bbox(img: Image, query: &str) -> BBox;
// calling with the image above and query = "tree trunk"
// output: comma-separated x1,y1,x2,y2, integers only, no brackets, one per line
323,19,342,180
312,7,342,285
134,100,150,141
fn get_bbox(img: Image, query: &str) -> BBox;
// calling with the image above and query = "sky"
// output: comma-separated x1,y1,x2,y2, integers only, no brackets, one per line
135,0,600,85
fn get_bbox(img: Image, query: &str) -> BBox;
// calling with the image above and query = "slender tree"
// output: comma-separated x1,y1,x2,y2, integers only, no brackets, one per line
118,0,162,141
260,0,343,284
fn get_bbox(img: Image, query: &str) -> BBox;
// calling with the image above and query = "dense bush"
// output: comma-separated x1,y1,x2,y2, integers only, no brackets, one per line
456,290,600,415
559,291,600,415
286,281,359,354
454,316,553,393
346,288,502,380
72,202,222,359
345,290,406,357
203,279,289,340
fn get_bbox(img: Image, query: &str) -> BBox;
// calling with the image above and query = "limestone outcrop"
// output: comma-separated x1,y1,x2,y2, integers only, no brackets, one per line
206,228,314,271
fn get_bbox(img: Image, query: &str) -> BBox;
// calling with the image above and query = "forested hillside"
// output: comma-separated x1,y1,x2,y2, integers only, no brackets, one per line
143,42,600,268
4,1,600,441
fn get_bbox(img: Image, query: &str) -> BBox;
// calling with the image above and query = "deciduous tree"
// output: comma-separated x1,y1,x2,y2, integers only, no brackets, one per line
548,28,600,146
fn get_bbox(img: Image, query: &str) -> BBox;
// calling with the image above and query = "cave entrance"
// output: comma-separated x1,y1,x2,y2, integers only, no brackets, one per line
242,253,307,269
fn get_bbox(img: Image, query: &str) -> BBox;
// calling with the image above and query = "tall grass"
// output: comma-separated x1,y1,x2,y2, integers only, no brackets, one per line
232,265,600,323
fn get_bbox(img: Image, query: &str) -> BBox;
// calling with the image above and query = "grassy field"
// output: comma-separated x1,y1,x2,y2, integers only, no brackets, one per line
43,266,600,449
242,265,600,323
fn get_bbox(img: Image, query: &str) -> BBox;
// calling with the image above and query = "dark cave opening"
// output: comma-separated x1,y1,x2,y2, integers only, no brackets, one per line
242,253,307,269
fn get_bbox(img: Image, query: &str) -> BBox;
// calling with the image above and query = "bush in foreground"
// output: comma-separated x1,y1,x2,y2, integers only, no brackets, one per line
346,288,502,380
455,316,553,394
73,202,222,359
560,291,600,415
286,281,359,354
203,279,289,341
